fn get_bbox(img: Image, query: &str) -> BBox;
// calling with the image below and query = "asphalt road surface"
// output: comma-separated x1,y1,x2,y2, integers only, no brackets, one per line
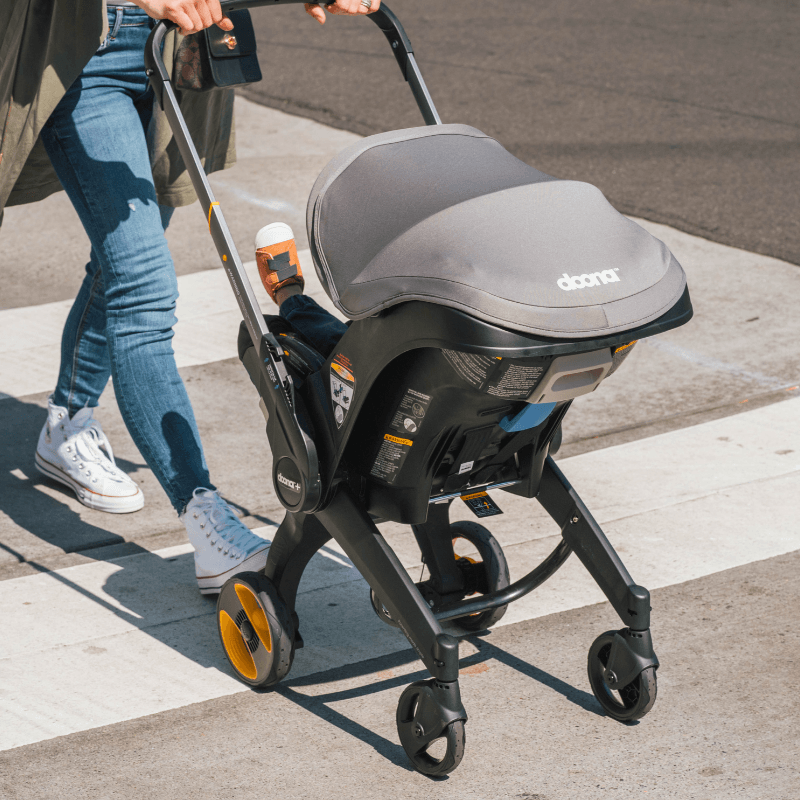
242,0,800,266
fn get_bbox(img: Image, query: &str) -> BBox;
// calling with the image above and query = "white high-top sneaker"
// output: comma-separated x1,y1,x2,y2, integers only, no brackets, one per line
181,488,270,594
35,396,144,513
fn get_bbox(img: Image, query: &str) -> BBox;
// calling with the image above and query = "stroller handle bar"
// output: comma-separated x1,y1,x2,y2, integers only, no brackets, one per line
143,1,441,513
145,0,441,125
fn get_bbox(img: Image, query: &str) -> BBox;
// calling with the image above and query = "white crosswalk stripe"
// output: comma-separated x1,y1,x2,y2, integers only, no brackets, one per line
1,396,797,751
0,251,342,401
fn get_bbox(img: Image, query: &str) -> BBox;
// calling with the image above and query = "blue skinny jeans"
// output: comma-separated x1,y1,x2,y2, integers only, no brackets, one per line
40,7,213,512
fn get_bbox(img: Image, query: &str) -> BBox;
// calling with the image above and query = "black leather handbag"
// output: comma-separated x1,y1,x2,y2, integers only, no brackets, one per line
174,9,262,92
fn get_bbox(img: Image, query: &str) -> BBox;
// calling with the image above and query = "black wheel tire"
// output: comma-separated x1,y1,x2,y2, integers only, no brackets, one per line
587,631,657,722
217,572,295,688
450,520,510,631
406,719,465,777
396,683,466,776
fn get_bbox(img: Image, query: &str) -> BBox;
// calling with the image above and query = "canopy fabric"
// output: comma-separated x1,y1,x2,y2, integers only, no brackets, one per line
307,125,686,338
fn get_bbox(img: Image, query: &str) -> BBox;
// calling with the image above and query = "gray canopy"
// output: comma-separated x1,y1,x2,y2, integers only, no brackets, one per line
307,125,686,339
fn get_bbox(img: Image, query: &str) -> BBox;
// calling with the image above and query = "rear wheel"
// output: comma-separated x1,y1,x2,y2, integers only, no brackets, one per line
450,521,510,631
217,573,295,688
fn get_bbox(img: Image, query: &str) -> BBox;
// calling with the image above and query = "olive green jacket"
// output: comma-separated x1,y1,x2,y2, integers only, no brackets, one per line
0,0,235,216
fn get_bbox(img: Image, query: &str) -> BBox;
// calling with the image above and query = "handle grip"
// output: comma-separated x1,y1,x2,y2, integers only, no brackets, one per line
146,0,439,123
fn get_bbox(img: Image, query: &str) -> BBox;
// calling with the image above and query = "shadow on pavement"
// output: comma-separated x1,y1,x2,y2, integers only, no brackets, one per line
0,396,143,554
285,635,601,718
274,632,603,769
2,396,602,738
278,685,415,773
0,395,225,669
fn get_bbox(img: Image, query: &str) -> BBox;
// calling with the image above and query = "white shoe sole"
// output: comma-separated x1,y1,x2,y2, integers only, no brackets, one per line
196,545,270,595
35,451,144,514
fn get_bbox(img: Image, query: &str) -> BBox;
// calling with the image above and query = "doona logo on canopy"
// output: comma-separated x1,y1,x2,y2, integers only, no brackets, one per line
558,269,620,291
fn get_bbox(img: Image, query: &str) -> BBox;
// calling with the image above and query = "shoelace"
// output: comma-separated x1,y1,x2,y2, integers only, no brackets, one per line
68,418,127,481
190,489,257,557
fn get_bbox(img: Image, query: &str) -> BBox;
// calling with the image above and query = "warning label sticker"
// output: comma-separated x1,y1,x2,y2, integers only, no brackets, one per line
389,388,431,438
484,362,545,399
442,350,545,400
330,355,355,429
370,434,413,484
461,491,504,518
442,350,499,390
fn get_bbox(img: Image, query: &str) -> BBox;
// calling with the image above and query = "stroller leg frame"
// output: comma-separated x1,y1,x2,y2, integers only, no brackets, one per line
263,511,332,645
264,457,658,683
537,456,659,691
317,486,462,683
317,486,468,775
264,486,462,682
538,456,651,632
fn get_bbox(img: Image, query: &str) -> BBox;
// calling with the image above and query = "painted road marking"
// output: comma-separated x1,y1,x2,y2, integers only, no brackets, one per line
0,251,342,401
1,397,797,751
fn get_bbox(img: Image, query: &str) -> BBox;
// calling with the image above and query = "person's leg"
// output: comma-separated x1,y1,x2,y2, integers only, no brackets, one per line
39,7,269,589
52,247,111,416
39,12,211,513
53,205,176,416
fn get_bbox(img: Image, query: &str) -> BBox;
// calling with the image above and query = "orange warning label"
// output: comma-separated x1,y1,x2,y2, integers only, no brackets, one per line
460,490,489,502
371,432,414,483
384,434,413,446
331,361,355,384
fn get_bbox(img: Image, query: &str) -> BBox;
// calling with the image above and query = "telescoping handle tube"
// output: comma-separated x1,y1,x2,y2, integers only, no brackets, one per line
143,1,440,512
145,3,325,512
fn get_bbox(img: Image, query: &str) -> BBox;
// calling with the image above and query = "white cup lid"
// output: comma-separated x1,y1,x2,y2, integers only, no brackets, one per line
254,222,294,251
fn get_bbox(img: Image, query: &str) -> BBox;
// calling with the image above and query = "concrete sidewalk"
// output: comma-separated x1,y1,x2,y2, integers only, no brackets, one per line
3,551,797,799
1,97,798,579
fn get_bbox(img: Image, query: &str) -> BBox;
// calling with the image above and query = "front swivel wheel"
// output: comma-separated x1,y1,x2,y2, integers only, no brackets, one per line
587,631,657,722
396,680,467,776
217,572,295,688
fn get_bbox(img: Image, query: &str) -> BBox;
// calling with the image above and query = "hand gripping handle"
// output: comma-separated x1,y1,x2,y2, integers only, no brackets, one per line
145,0,440,123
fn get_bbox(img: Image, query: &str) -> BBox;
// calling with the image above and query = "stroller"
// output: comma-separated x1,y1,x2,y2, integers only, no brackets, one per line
146,0,692,776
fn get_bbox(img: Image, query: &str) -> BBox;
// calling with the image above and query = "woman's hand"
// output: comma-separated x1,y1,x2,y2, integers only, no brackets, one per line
133,0,233,35
304,0,381,25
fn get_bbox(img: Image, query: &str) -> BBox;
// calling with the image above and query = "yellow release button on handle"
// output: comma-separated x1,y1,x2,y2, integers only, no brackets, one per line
207,201,219,229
